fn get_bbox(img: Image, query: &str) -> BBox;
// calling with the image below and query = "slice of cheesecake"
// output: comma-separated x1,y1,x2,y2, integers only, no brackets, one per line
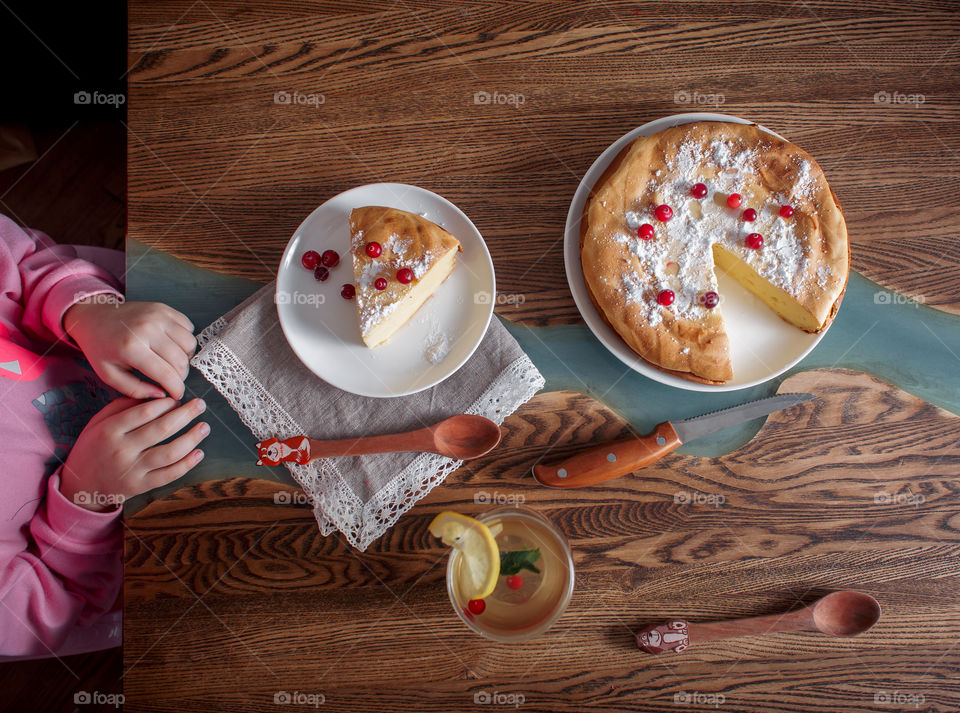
349,206,461,348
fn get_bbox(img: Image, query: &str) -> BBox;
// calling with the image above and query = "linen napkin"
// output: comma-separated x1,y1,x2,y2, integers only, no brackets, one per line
191,283,544,550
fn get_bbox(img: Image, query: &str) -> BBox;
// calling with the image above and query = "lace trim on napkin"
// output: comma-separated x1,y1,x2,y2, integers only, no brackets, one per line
191,338,544,550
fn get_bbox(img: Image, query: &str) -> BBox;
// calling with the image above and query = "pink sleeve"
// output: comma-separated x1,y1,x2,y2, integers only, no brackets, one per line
0,472,121,657
0,214,122,346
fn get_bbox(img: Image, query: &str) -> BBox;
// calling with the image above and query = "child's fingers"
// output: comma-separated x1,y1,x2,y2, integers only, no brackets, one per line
167,325,198,357
150,340,190,381
100,362,167,399
142,420,210,470
143,448,205,491
85,396,145,429
130,399,206,449
128,349,185,399
160,305,194,333
107,397,180,433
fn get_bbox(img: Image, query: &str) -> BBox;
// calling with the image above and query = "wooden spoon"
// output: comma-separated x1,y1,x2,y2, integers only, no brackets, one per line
636,591,881,654
255,415,502,465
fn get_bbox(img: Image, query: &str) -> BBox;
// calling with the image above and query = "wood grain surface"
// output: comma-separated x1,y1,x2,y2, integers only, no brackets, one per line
125,3,960,711
127,0,960,319
124,369,960,712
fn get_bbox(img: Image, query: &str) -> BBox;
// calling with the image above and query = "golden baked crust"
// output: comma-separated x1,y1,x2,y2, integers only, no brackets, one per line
349,206,461,346
580,121,849,383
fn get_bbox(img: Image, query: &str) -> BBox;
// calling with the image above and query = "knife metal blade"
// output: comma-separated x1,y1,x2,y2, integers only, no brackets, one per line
672,392,816,444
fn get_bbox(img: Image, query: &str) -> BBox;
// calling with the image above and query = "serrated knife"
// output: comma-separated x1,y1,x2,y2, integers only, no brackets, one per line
532,393,816,488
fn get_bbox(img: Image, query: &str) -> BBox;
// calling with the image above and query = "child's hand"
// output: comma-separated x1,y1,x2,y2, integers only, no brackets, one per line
63,297,197,399
60,397,210,511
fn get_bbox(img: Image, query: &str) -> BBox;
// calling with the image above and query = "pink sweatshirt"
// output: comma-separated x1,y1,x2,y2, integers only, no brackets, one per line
0,215,125,658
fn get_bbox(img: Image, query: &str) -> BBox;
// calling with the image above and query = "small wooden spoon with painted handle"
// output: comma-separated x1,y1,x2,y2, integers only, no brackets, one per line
255,414,502,465
636,591,881,654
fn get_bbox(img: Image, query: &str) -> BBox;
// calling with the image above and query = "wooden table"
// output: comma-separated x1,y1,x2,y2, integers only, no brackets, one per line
125,3,960,711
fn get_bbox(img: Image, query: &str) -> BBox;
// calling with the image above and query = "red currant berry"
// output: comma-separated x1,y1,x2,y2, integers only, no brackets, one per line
638,223,655,240
727,193,742,209
654,204,673,222
505,575,523,590
396,267,414,284
779,205,794,218
301,250,320,270
314,265,329,282
374,277,388,290
320,249,339,268
690,182,708,199
365,241,382,258
741,208,757,222
467,598,486,615
340,283,355,300
745,233,764,250
657,289,675,306
701,291,719,309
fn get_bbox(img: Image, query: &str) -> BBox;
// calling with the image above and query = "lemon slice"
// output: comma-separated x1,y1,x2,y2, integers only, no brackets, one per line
429,511,500,600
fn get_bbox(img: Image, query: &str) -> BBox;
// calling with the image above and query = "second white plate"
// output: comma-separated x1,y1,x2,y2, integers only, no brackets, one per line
276,183,495,398
564,112,828,392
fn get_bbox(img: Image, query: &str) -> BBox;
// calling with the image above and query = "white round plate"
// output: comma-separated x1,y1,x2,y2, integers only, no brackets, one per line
277,183,495,398
564,112,830,392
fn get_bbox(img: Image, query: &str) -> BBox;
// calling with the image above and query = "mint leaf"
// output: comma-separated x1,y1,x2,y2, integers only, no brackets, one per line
500,548,541,576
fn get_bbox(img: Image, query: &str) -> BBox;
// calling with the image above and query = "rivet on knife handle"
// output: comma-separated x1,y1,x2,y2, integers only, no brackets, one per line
532,422,682,488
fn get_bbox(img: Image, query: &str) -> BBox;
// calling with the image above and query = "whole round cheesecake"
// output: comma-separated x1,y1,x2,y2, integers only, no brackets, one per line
580,120,849,384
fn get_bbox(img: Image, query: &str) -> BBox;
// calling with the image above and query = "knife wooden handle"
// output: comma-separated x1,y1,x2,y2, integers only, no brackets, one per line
532,422,682,488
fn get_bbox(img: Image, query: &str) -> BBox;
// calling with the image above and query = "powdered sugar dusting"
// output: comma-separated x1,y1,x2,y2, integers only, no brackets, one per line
614,132,812,321
407,250,435,279
424,317,450,364
791,158,818,203
354,257,398,335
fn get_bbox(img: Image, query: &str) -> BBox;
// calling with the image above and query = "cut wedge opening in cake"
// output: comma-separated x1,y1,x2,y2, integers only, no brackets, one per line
350,206,462,348
712,244,822,333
